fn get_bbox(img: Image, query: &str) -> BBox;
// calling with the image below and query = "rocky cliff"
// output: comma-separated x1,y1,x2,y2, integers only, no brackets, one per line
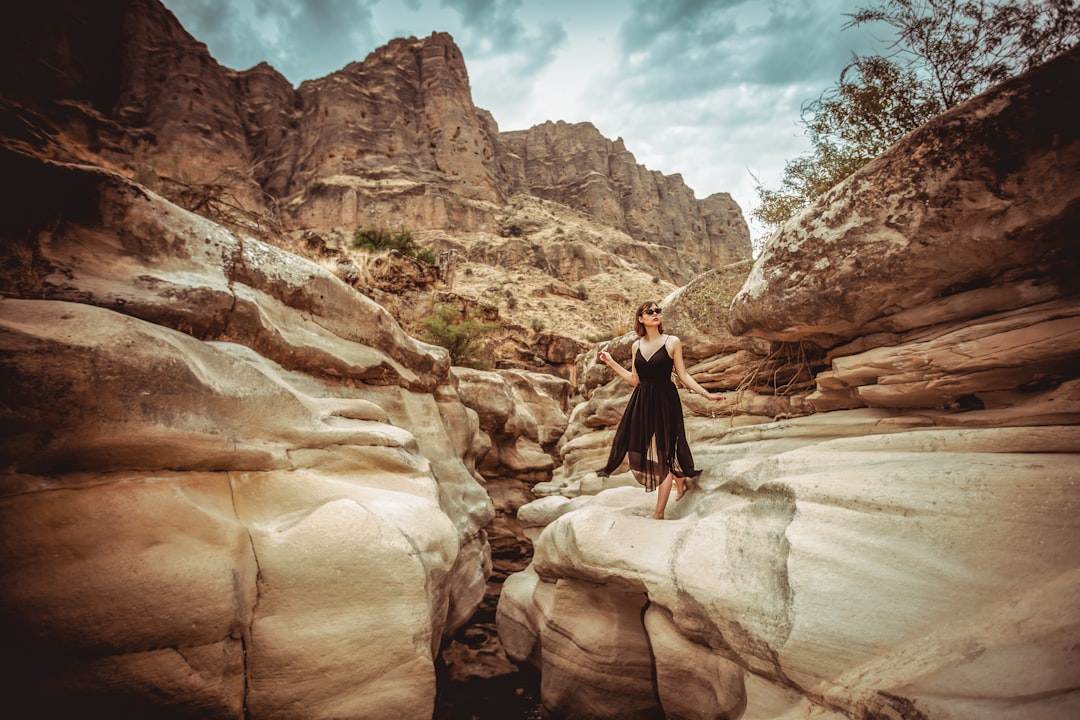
499,121,748,272
499,44,1080,720
0,0,749,305
0,145,575,717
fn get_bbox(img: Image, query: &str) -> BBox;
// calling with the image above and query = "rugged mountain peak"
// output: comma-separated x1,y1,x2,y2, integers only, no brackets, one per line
3,0,751,352
282,30,506,218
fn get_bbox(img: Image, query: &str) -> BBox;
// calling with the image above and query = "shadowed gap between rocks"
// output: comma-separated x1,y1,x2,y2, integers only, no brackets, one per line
434,492,542,719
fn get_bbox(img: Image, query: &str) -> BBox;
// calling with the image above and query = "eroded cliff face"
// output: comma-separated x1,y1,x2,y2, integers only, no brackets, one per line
498,46,1080,720
0,0,749,296
0,148,566,718
498,121,750,273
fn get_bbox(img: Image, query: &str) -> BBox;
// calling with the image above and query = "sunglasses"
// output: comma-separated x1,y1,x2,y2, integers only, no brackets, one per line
642,307,663,316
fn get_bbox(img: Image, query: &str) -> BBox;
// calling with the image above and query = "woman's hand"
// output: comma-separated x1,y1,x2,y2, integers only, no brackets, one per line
597,350,611,365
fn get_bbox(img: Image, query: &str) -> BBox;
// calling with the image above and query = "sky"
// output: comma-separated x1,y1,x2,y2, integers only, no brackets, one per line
159,0,894,243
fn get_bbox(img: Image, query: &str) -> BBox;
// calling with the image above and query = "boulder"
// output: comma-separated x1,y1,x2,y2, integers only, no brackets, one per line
501,417,1080,720
0,152,493,718
729,47,1080,351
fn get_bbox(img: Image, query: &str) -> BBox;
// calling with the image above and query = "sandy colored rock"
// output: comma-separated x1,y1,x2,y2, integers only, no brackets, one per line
502,418,1080,719
730,47,1080,350
0,149,495,718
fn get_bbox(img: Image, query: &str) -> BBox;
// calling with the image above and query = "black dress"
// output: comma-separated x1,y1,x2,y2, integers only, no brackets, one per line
596,339,702,491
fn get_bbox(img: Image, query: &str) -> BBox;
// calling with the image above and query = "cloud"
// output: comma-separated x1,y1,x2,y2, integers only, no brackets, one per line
440,0,567,75
615,0,881,103
252,0,380,80
167,0,380,82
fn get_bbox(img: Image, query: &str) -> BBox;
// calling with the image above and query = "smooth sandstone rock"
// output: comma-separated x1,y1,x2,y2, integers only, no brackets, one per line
0,298,475,718
729,47,1080,349
502,421,1080,719
0,152,496,717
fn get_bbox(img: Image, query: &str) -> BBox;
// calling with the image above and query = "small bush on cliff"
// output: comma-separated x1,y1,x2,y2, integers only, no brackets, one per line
422,303,495,369
415,247,438,265
352,226,436,265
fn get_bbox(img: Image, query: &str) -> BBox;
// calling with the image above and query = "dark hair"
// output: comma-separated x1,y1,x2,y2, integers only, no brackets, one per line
633,301,664,337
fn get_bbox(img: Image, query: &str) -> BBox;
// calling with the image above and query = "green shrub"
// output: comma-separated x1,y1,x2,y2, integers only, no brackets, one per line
422,303,495,369
352,226,436,264
529,317,545,333
415,247,438,265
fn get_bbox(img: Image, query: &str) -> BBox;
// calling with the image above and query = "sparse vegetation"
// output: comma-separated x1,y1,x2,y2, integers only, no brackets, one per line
130,141,282,240
530,317,546,333
415,247,438,264
422,302,495,369
352,226,436,264
681,268,745,329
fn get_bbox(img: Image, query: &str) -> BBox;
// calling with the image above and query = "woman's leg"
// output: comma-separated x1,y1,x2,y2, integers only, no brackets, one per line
673,474,686,500
652,472,676,519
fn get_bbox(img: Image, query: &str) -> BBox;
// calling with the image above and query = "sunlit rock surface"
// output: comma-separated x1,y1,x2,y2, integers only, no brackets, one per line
0,152,494,718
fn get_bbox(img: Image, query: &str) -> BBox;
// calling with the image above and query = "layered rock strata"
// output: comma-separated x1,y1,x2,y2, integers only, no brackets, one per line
1,0,750,288
0,149,510,718
499,121,750,270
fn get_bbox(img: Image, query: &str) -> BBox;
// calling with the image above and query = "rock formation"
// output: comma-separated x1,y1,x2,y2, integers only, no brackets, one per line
499,45,1080,720
0,147,556,718
499,121,749,271
0,0,749,306
7,1,1076,719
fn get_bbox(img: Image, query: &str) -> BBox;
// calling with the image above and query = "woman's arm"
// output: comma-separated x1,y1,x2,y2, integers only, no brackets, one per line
598,342,640,387
670,337,723,401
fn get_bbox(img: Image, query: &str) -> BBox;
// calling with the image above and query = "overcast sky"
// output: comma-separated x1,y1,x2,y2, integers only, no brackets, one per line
160,0,893,242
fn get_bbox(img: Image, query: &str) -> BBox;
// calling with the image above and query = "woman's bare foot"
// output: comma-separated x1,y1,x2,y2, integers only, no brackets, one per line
654,473,675,518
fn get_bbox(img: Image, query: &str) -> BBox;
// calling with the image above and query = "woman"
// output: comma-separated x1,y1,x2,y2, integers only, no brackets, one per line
596,301,723,519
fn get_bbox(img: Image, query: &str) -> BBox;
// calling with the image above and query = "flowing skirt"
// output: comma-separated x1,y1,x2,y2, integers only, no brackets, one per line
596,379,701,491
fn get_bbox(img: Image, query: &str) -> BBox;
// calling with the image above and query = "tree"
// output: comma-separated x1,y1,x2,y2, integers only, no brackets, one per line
421,303,495,369
753,0,1080,230
753,54,941,229
852,0,1080,108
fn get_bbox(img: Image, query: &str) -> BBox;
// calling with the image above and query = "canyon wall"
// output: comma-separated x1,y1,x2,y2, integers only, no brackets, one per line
0,147,560,718
499,121,749,270
0,0,749,284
